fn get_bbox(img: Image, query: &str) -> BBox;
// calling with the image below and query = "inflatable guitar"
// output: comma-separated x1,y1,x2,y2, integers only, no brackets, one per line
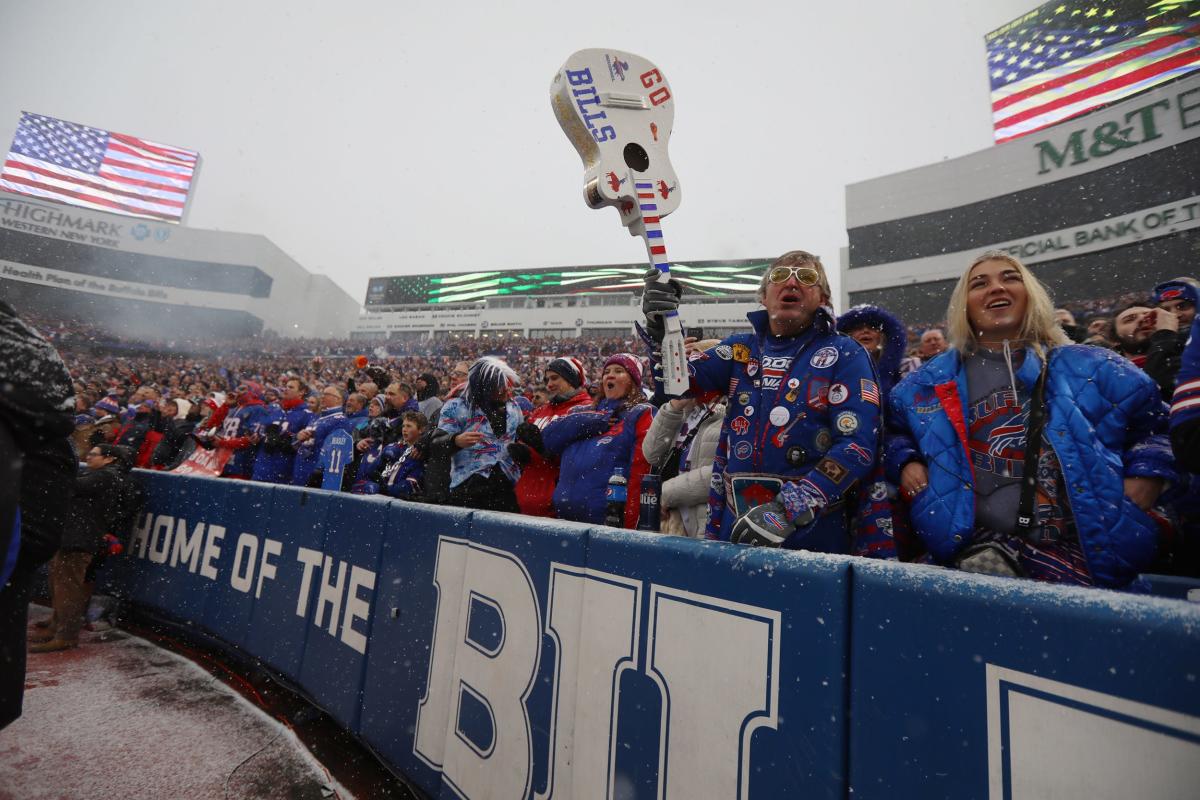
550,49,688,395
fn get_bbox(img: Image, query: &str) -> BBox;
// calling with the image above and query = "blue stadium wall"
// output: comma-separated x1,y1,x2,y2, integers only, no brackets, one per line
100,471,1200,798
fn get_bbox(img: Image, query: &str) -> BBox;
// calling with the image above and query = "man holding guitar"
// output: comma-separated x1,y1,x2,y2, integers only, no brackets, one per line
553,50,883,551
644,252,884,551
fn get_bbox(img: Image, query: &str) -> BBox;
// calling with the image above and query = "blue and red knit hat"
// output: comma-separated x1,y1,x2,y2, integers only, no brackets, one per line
602,353,643,386
546,357,586,389
1153,278,1199,308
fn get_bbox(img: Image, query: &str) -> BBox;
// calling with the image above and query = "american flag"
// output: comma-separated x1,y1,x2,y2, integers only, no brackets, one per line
1,112,198,222
986,1,1200,143
860,379,880,407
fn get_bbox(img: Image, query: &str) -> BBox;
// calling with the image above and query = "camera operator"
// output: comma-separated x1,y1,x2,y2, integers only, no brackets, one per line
0,299,75,729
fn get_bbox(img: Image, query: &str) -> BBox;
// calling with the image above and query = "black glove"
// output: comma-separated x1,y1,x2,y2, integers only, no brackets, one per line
507,442,533,466
641,267,683,341
731,501,813,547
515,422,544,455
262,423,284,453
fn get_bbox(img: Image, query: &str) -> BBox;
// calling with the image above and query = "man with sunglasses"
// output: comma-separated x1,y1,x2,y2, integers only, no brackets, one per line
642,250,882,552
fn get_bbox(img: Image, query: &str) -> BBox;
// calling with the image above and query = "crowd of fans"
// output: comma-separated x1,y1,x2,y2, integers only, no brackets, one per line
3,252,1199,691
2,248,1198,733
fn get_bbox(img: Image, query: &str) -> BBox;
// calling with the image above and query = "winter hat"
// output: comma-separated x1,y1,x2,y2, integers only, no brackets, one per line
93,397,121,417
514,395,533,414
602,353,643,386
546,357,585,389
416,372,440,401
1153,278,1199,308
173,398,192,420
206,391,227,410
239,381,264,402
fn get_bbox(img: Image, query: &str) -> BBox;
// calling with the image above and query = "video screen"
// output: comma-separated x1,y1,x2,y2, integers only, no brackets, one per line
364,259,771,306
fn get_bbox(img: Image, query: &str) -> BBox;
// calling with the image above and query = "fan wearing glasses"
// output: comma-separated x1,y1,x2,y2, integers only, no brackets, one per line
642,250,883,553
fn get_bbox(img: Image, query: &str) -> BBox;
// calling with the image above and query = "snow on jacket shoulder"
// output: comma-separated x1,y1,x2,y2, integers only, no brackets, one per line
886,344,1173,588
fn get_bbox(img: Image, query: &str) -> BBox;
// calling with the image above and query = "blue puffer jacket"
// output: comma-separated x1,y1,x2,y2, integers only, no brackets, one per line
543,397,655,528
885,344,1175,588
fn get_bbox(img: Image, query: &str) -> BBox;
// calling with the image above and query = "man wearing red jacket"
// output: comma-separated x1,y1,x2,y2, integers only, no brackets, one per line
514,357,592,517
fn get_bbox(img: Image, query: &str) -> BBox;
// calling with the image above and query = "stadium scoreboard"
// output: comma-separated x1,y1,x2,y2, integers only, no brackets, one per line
365,259,770,307
984,0,1200,143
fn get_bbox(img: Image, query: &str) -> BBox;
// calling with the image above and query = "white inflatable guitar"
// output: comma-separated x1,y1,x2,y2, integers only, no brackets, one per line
550,49,688,395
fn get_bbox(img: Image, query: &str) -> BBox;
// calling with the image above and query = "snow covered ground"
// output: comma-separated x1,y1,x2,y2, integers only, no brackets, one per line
0,607,353,800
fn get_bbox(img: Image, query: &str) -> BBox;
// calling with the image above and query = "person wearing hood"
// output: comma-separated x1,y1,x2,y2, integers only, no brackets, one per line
886,251,1174,589
642,250,881,551
433,357,526,512
543,354,656,527
835,305,917,560
514,356,593,517
0,299,75,728
215,381,271,479
416,373,443,421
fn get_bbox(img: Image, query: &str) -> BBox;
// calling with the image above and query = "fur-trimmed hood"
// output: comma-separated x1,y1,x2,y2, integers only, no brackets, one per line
836,304,908,398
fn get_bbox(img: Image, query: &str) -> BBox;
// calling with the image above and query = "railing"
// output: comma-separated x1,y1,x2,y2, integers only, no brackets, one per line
104,470,1200,799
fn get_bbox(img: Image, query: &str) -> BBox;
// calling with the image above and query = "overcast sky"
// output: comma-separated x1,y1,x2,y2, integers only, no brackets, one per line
3,0,1034,306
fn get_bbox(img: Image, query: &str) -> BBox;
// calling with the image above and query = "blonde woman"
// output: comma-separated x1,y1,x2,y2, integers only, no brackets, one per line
885,251,1174,589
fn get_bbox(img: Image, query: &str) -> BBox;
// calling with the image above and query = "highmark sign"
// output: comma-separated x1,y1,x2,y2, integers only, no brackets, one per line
0,195,174,249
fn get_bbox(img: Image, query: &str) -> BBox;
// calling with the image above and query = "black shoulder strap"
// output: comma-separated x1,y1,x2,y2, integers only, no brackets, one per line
1015,359,1049,536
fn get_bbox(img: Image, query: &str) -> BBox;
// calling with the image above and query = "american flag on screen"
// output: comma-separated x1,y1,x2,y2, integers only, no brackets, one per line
986,1,1200,143
1,112,198,222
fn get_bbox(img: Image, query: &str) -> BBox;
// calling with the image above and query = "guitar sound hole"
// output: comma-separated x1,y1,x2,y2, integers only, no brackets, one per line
623,143,649,172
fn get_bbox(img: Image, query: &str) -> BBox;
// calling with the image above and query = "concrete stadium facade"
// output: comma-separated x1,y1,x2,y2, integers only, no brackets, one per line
0,190,359,338
842,72,1200,326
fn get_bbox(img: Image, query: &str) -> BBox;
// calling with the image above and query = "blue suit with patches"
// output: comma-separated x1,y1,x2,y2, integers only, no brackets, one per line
673,308,882,551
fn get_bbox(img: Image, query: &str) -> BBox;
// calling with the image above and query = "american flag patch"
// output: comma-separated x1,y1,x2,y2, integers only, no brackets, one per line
860,379,880,407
